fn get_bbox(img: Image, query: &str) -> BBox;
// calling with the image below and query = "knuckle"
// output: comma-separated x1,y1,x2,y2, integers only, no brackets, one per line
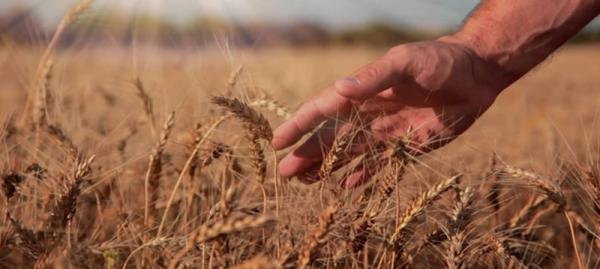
359,64,382,81
359,59,392,81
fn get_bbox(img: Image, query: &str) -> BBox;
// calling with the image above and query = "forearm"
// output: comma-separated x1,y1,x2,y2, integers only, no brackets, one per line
445,0,600,89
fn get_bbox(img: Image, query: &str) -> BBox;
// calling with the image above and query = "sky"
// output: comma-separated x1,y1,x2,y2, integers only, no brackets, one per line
1,0,599,30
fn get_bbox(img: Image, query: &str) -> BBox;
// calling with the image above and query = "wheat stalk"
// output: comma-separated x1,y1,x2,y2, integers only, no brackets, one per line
156,116,229,238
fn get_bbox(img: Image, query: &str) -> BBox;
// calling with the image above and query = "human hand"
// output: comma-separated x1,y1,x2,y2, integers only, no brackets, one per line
272,36,513,187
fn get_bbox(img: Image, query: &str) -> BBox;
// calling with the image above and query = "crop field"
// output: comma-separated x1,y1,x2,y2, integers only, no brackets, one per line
1,2,600,269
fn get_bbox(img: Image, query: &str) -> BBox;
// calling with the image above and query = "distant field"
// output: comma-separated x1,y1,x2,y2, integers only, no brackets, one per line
1,43,600,268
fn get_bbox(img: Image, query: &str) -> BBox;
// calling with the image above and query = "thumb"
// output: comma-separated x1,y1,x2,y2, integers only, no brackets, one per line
335,58,402,100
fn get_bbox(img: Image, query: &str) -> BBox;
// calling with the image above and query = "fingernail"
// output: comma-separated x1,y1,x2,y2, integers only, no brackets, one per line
335,77,359,89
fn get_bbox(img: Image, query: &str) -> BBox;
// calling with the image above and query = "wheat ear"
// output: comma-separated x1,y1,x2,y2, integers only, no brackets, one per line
195,215,275,243
26,0,92,126
32,59,53,127
390,174,461,252
352,157,407,253
133,76,156,134
48,155,95,231
46,124,79,159
499,166,565,210
144,111,175,229
34,155,95,269
249,92,292,119
319,128,354,182
211,96,273,141
445,187,475,269
298,204,338,269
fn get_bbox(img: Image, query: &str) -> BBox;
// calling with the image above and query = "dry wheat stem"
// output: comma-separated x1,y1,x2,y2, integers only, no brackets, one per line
156,116,228,238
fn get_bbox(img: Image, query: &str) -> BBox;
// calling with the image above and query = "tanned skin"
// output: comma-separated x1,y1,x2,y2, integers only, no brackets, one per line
271,0,600,187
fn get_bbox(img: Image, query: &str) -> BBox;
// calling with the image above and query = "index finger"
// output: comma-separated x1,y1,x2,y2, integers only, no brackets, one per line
271,86,351,150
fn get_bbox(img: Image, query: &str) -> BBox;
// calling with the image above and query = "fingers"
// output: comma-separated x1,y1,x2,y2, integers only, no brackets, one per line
340,141,391,188
278,121,340,178
272,87,352,150
279,121,369,183
335,57,404,100
273,55,407,151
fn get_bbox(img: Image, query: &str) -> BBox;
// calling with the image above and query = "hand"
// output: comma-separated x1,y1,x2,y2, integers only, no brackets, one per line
272,36,512,187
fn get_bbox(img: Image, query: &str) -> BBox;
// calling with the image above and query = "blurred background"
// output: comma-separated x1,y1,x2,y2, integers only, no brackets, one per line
2,0,600,48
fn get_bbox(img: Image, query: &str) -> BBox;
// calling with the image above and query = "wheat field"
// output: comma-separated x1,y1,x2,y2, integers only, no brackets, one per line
1,3,600,269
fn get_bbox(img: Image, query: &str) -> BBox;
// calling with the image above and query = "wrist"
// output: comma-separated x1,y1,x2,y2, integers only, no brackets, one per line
437,34,521,94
